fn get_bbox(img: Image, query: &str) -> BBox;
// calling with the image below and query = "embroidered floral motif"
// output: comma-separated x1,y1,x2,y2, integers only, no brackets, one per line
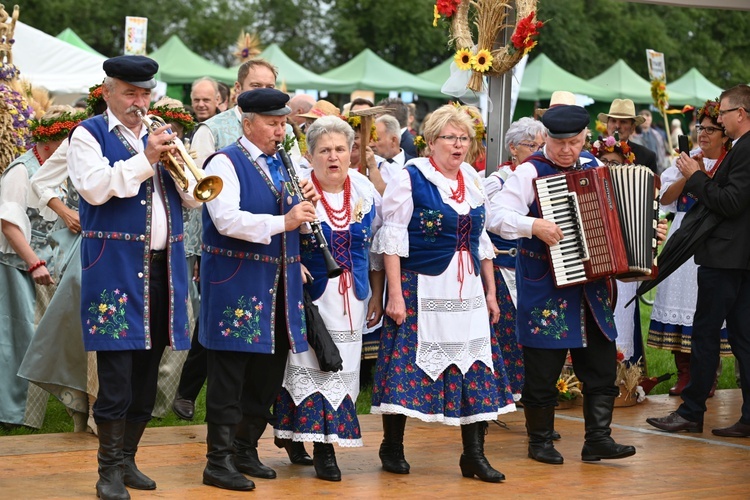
86,289,129,339
301,234,317,261
219,296,263,343
353,198,365,223
528,298,568,339
595,288,615,328
298,301,307,339
419,209,443,242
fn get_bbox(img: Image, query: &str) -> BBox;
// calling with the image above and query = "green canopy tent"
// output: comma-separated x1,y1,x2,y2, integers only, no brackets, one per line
322,49,444,98
417,57,452,87
231,44,352,93
669,68,724,106
519,54,617,102
56,28,105,57
587,59,692,104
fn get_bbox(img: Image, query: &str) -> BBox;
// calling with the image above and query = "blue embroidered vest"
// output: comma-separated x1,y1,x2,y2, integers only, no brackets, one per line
401,166,483,276
76,115,190,352
515,153,617,349
199,142,308,354
302,206,374,302
0,151,56,270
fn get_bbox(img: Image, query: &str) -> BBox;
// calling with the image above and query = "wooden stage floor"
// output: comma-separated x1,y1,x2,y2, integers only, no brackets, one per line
1,390,749,499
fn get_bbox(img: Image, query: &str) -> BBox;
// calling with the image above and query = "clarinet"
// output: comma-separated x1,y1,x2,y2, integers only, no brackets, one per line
276,144,343,279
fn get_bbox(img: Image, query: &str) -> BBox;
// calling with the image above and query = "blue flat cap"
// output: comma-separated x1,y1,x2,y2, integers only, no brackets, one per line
103,55,158,89
237,88,291,116
542,105,590,139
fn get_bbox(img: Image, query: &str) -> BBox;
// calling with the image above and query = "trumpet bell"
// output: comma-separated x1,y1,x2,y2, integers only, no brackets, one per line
194,175,223,203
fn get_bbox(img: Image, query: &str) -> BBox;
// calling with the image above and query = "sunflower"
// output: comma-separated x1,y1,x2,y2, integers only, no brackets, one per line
471,49,493,73
454,48,473,71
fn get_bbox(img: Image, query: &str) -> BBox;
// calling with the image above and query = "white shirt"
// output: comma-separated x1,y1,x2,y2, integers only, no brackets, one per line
67,109,199,250
29,140,69,220
378,149,408,185
487,149,598,240
203,135,293,245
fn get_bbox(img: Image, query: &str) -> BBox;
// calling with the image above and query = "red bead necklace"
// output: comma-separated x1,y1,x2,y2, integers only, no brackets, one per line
429,157,465,203
311,173,352,229
32,146,45,165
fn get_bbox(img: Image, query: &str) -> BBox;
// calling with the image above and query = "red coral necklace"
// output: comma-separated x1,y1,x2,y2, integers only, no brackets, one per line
311,173,351,229
429,157,465,203
32,146,45,165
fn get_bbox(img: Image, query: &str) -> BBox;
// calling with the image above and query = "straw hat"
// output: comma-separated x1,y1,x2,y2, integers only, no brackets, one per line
536,91,578,117
299,100,340,120
597,99,645,126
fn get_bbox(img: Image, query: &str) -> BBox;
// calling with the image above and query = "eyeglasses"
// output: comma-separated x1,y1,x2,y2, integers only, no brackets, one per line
696,125,723,136
718,106,746,116
517,142,544,151
437,135,471,144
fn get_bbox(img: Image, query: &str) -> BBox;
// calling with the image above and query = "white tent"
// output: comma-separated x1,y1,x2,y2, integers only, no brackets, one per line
13,21,105,95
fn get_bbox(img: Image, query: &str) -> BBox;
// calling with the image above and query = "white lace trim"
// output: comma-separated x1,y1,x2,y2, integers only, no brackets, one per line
371,404,515,426
371,223,409,256
410,158,485,209
650,307,694,326
283,365,358,410
273,430,363,448
327,328,360,343
416,337,495,382
369,251,384,271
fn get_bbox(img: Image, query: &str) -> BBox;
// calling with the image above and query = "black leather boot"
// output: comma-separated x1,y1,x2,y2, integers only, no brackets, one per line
274,437,313,465
234,416,276,479
459,422,504,483
203,423,255,491
122,421,156,490
313,442,341,481
524,406,564,465
95,419,130,500
581,395,636,461
378,414,410,474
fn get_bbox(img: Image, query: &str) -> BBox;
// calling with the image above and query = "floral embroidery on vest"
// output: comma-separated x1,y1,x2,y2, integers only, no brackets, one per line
220,296,263,343
298,301,307,339
595,288,615,328
86,289,129,339
419,209,444,242
528,298,568,339
301,234,317,261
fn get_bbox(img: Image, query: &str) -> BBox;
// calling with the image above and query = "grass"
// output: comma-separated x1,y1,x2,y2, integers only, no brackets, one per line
3,305,738,437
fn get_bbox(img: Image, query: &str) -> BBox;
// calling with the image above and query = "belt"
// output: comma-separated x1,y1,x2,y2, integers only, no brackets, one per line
149,250,167,262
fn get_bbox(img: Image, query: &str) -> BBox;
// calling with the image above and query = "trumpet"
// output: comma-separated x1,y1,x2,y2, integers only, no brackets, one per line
276,143,343,279
135,110,223,203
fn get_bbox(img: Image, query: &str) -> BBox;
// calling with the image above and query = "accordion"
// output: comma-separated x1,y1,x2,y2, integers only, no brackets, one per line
533,165,660,288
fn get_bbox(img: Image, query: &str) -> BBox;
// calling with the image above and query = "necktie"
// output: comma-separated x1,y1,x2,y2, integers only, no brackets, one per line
263,154,284,190
386,158,395,163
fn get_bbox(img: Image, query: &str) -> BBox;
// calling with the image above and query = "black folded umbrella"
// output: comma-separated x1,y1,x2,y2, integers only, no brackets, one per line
303,289,343,372
629,202,723,306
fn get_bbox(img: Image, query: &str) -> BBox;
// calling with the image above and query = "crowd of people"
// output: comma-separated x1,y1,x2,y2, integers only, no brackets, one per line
1,51,749,499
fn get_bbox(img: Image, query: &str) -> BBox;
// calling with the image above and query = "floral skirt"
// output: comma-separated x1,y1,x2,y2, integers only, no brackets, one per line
274,388,362,447
648,320,732,356
371,270,515,426
492,266,523,399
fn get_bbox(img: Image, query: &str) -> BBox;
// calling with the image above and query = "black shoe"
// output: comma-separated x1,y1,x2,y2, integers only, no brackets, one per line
581,395,636,461
203,423,255,491
524,406,564,465
459,422,504,483
313,443,341,482
712,421,750,438
234,417,276,479
646,411,703,433
551,429,562,441
122,421,156,490
95,420,130,500
275,437,313,465
172,395,195,421
379,414,410,474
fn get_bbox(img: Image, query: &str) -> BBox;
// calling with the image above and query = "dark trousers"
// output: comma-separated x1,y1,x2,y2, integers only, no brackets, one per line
93,257,169,423
176,321,207,401
205,294,291,426
522,306,619,408
678,267,750,424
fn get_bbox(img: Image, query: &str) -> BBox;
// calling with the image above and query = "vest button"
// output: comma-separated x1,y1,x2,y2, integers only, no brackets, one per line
138,272,144,278
141,200,146,205
269,289,274,294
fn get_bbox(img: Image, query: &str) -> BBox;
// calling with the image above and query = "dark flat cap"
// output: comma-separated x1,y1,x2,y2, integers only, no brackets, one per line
542,104,590,139
237,88,291,116
103,55,159,89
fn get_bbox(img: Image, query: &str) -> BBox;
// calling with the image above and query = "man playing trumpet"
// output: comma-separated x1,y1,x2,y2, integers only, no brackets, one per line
67,55,200,500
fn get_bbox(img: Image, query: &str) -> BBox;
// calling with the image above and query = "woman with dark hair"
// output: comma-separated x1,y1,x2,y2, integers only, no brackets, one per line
371,104,515,483
648,100,733,395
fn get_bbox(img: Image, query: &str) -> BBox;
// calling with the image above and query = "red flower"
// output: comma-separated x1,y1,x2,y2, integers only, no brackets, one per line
327,413,334,421
313,423,321,431
617,351,625,362
300,417,308,424
435,0,461,17
306,400,314,408
511,12,544,52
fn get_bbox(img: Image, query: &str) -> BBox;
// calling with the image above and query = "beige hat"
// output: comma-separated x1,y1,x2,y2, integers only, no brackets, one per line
537,90,578,117
597,99,646,126
298,100,340,120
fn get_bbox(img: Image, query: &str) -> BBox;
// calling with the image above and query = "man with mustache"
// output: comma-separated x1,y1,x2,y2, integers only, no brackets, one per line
67,55,200,500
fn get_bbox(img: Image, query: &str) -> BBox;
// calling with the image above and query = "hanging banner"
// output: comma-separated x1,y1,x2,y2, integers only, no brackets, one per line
124,16,148,55
646,49,666,83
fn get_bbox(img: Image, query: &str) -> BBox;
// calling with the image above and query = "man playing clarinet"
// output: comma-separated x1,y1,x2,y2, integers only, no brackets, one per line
487,104,636,467
199,88,319,492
